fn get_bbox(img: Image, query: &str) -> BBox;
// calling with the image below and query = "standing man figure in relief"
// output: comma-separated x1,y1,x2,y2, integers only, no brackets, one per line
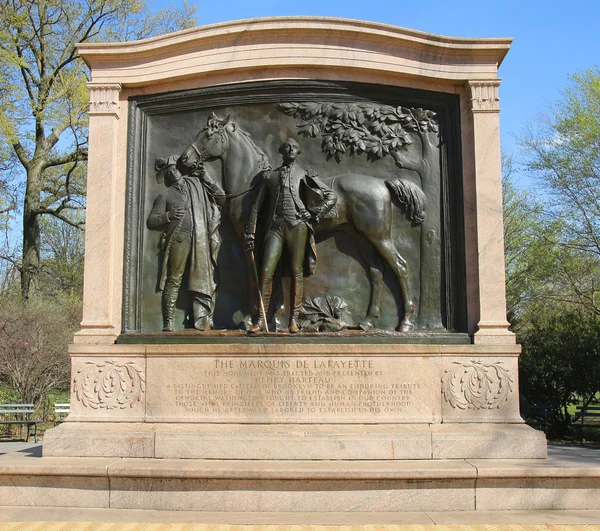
244,138,337,334
147,156,226,332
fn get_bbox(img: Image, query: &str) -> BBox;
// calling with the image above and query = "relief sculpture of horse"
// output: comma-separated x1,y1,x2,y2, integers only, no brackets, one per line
178,115,426,331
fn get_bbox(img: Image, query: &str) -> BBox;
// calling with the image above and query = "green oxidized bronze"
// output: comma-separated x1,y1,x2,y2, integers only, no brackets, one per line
146,156,225,331
180,114,426,333
124,81,466,337
243,138,338,334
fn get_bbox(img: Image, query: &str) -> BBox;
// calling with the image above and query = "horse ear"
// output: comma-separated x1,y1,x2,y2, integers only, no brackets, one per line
220,114,231,127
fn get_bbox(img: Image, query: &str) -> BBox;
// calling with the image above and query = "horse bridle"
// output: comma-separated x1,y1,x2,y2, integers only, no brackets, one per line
189,125,228,164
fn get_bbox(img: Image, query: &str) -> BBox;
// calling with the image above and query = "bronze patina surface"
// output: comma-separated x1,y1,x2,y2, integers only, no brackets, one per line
123,81,465,337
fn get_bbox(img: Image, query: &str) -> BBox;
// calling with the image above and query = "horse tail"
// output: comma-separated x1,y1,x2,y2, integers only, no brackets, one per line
385,178,426,225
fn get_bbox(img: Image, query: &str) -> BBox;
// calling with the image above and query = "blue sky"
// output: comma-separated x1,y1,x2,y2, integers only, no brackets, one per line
155,0,599,189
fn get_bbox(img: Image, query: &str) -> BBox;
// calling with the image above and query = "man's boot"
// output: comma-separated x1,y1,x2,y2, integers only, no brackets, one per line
249,276,272,333
289,274,303,334
162,288,177,332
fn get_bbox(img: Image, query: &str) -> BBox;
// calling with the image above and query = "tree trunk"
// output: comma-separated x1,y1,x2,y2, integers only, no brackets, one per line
392,135,444,329
21,166,42,300
416,145,444,329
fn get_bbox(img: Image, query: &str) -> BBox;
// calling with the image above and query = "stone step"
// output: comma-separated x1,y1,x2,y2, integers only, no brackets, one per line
1,450,599,512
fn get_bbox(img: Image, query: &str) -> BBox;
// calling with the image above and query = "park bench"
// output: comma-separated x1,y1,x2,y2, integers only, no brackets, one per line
0,404,41,442
576,403,600,425
53,403,70,424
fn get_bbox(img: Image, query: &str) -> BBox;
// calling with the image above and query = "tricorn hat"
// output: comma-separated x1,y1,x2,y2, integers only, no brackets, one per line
155,155,178,184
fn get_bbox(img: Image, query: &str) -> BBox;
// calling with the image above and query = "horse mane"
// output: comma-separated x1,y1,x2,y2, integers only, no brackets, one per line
235,126,270,172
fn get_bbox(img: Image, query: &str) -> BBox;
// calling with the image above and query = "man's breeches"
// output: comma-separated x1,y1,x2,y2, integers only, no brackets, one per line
261,221,308,280
164,235,192,296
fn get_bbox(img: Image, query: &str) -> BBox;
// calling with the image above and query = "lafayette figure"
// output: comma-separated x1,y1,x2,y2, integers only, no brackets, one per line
245,138,337,333
147,156,226,331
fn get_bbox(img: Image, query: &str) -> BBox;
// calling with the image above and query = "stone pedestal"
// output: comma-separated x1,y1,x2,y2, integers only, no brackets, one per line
43,342,546,460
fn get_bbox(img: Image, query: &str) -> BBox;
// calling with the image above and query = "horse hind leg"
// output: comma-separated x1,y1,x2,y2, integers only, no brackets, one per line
351,232,384,330
370,237,415,332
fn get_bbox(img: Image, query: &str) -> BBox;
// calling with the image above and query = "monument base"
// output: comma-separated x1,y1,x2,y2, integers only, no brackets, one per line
49,341,547,460
43,422,546,460
2,452,600,512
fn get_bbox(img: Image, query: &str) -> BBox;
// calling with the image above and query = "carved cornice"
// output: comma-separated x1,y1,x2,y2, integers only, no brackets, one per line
468,81,501,113
77,18,511,86
88,83,121,115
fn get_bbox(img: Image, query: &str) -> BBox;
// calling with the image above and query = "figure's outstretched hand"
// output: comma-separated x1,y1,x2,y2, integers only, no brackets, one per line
244,232,255,251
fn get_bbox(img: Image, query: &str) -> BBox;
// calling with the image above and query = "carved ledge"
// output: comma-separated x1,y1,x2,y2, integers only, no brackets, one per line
468,81,501,112
474,321,516,344
88,83,121,115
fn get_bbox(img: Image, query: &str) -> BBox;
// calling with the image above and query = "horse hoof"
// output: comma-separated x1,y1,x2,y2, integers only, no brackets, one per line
398,322,414,332
358,319,374,331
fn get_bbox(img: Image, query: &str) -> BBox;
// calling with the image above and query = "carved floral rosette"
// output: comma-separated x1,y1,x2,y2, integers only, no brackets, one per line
73,360,145,409
441,359,513,410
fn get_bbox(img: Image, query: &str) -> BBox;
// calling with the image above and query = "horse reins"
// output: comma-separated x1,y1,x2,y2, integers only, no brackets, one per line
189,125,269,201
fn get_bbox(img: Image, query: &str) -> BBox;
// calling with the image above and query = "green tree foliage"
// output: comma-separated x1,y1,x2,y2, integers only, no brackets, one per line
520,67,600,313
519,305,600,433
0,0,196,300
39,215,85,297
502,167,561,322
506,70,600,438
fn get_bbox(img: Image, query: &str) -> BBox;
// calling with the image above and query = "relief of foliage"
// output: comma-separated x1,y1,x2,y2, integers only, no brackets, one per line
441,360,514,410
299,295,350,332
278,102,438,162
73,361,145,410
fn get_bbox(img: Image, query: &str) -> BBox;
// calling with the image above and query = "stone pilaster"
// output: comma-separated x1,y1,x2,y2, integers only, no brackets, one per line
75,83,123,344
468,80,515,344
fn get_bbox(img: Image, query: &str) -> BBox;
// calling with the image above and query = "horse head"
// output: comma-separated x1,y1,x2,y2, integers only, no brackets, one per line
178,113,235,172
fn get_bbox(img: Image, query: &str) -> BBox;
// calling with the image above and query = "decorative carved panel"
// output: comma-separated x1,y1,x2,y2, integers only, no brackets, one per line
73,361,145,409
441,359,513,410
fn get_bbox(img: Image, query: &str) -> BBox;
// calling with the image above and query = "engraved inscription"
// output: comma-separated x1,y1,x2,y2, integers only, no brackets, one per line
162,358,422,420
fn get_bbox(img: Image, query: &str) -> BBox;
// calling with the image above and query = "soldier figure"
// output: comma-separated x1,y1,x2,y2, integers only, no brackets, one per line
245,138,337,333
147,156,226,331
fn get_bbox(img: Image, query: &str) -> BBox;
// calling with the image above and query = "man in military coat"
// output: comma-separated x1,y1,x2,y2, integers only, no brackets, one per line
147,156,226,332
245,138,337,333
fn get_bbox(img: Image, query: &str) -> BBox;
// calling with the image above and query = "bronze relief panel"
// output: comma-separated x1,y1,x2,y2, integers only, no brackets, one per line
123,81,465,338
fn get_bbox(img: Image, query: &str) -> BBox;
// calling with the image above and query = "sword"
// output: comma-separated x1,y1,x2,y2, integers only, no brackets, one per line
247,246,269,333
